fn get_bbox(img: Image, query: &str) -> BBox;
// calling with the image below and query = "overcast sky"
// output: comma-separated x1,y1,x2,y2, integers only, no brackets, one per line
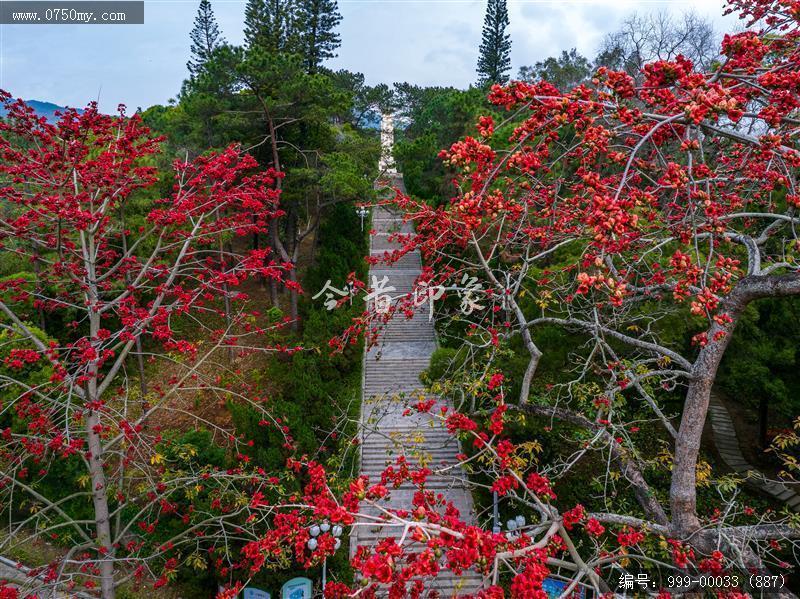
0,0,740,113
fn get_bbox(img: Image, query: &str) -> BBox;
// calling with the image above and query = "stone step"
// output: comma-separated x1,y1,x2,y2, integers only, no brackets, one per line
364,364,429,370
361,457,461,467
710,394,800,513
369,248,420,256
359,462,465,472
369,335,435,343
715,440,739,449
368,330,435,337
362,396,428,403
364,373,427,378
360,424,448,434
355,479,472,492
370,335,435,342
364,368,430,372
373,335,436,343
360,435,454,446
366,320,434,331
365,358,431,365
374,324,435,332
369,267,421,274
364,376,426,383
366,423,448,432
365,357,431,363
361,399,438,408
363,381,426,388
365,354,430,360
372,225,414,236
360,441,458,450
364,372,427,378
362,401,428,410
371,240,407,252
363,387,427,395
364,372,427,379
370,254,421,269
376,321,435,328
363,394,427,401
352,570,484,596
360,458,464,467
364,270,420,279
361,437,455,448
365,363,430,368
363,383,426,389
355,573,483,594
364,369,429,376
361,448,460,458
361,404,435,412
361,407,435,418
364,366,430,376
366,268,421,278
361,449,460,459
360,453,462,463
371,211,401,220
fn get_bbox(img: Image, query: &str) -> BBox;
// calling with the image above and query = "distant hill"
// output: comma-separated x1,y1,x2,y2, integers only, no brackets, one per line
0,99,78,122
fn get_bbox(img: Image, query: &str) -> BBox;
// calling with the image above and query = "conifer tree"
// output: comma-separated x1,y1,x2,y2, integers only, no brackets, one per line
244,0,299,53
297,0,342,73
187,0,224,76
476,0,512,86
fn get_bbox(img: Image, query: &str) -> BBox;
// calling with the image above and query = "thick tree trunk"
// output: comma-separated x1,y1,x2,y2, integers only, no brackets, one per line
82,226,116,599
86,409,115,599
671,288,743,535
670,273,800,537
86,318,115,598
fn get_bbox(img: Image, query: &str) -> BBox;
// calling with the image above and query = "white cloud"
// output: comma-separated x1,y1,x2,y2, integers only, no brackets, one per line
0,0,743,112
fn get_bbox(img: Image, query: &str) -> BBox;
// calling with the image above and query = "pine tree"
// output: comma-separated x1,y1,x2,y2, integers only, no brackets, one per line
476,0,512,86
297,0,342,73
244,0,299,53
187,0,224,77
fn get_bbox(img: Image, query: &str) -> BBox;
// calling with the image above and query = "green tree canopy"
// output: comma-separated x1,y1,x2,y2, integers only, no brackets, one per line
297,0,342,73
518,48,591,90
476,0,512,86
187,0,225,77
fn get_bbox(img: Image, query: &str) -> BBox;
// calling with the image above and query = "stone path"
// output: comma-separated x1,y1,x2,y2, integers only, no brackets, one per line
350,118,482,596
708,393,800,512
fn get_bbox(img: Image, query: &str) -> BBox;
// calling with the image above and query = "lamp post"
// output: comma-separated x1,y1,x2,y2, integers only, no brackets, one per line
356,206,369,231
492,491,500,534
307,520,344,591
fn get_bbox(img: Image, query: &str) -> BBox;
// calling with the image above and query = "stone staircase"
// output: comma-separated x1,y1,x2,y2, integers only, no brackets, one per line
350,198,484,596
709,393,800,512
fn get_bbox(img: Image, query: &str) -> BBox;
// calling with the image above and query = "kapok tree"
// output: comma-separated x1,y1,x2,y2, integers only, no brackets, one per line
0,93,301,597
370,0,800,587
0,93,579,599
